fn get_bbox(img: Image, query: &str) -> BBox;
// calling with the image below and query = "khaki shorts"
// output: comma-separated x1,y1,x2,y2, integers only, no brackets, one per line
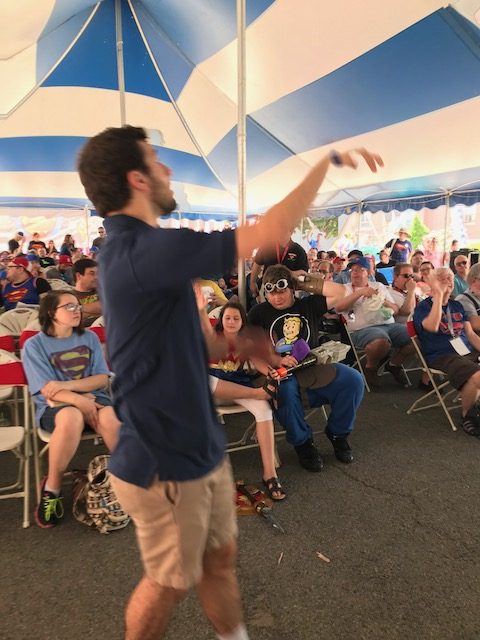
111,458,238,590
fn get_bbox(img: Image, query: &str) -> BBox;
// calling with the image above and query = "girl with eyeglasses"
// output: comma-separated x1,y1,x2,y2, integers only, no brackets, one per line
22,290,120,528
195,291,286,501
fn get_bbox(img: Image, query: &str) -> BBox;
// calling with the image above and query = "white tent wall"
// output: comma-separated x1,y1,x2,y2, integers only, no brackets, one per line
305,202,480,258
0,207,98,252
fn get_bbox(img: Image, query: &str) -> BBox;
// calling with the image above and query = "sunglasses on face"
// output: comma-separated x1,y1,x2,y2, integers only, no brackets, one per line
399,274,414,278
264,279,290,293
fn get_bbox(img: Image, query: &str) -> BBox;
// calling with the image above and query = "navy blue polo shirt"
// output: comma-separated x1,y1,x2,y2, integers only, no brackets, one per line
99,215,236,487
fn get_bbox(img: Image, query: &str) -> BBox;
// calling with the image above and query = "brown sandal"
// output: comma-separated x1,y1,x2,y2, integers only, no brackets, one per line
263,476,286,501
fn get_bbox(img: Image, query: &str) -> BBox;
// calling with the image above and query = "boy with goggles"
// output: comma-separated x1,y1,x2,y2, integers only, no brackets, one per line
248,265,364,472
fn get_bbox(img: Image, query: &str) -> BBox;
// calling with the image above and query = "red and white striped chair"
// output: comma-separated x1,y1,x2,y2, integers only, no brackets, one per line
0,354,31,528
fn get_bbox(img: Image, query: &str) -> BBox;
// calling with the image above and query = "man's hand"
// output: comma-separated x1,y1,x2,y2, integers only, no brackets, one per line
405,277,417,294
74,395,99,429
280,355,298,369
337,148,384,172
359,286,376,298
430,278,448,298
42,380,72,400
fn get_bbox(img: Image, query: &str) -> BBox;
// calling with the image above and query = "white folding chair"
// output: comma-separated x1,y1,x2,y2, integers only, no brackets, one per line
217,403,281,468
339,314,371,391
405,321,459,431
0,357,31,528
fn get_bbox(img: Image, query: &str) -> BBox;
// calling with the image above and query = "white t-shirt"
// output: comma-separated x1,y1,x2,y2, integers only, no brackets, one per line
388,287,408,324
342,282,395,331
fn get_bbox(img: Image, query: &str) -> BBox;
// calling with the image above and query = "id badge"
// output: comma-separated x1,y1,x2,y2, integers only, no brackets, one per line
450,337,470,356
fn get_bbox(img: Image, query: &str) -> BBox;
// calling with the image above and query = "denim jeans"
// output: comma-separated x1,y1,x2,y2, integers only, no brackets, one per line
274,363,364,446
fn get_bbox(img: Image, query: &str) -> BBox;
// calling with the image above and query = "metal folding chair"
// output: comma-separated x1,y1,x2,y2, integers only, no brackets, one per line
0,356,31,528
339,314,371,391
405,321,459,431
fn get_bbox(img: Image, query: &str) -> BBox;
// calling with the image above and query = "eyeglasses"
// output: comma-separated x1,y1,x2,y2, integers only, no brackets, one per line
399,274,414,278
264,279,290,293
456,261,467,266
57,303,82,313
318,270,330,275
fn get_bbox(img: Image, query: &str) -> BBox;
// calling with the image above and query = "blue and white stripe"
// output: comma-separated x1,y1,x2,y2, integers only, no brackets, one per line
0,0,479,219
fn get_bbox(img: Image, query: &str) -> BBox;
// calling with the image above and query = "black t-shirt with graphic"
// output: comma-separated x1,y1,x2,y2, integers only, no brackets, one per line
248,295,328,353
254,241,308,272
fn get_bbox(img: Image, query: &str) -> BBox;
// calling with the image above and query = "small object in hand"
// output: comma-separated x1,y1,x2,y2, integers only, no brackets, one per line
329,150,343,167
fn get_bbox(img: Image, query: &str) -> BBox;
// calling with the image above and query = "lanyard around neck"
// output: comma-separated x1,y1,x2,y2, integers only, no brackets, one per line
276,243,289,265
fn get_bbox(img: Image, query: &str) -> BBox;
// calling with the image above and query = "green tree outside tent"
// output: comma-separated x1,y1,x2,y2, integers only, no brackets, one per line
409,215,430,251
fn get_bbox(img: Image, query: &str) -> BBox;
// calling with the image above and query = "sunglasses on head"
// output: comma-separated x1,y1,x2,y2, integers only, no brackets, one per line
264,278,290,293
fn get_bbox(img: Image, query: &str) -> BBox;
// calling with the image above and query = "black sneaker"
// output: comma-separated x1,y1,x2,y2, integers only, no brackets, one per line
325,429,354,464
35,477,64,529
294,439,324,472
461,414,480,438
385,362,409,387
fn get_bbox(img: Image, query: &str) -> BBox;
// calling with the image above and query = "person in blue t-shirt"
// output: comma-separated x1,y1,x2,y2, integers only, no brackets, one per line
77,124,383,640
384,228,412,263
413,266,480,437
22,290,120,528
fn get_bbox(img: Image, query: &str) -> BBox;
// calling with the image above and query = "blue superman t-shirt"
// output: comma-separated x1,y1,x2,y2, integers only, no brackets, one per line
22,330,110,422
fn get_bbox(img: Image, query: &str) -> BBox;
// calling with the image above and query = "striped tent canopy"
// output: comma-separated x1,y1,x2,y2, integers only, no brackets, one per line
0,0,479,221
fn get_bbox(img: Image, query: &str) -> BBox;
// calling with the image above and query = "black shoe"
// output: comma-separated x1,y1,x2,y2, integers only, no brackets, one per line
461,414,480,437
35,477,64,529
417,381,433,392
385,362,409,387
325,429,354,464
294,439,324,472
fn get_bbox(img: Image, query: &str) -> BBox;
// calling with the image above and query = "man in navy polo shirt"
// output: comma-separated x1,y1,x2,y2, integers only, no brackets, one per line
78,126,383,640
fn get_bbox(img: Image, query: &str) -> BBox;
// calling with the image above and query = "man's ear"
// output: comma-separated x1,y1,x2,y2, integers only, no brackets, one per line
126,170,149,192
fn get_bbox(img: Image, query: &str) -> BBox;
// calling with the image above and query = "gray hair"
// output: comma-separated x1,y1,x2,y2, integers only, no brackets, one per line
433,266,454,279
318,260,334,273
467,262,480,285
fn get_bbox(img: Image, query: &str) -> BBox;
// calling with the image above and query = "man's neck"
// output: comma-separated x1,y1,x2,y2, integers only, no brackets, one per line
74,284,93,293
108,198,159,227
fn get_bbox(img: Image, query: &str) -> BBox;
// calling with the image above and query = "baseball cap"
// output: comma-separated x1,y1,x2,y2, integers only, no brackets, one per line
347,249,363,259
332,256,346,264
8,256,29,270
58,255,72,266
17,231,24,237
350,257,371,271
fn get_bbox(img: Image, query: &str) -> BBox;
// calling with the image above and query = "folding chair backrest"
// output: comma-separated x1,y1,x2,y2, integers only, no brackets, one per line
19,330,39,350
88,326,106,343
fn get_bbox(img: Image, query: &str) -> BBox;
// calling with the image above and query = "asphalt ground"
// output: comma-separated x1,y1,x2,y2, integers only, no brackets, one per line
1,372,480,640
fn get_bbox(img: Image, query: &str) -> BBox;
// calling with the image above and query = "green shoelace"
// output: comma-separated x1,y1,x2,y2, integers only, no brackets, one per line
42,495,64,521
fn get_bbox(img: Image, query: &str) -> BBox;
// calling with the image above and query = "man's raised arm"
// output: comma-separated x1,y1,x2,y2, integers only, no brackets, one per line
235,148,383,259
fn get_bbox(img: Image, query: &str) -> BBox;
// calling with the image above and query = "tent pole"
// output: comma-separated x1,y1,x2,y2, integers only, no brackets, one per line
443,193,450,264
236,0,247,307
84,206,91,249
356,202,362,248
115,0,126,126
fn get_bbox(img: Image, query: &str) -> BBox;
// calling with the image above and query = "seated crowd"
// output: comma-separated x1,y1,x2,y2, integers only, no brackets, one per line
3,227,480,530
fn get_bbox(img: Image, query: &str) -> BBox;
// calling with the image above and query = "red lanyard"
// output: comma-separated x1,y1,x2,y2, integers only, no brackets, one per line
276,243,289,264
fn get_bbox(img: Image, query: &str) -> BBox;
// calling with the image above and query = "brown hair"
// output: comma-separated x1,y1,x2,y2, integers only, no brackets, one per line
262,264,295,288
78,125,149,217
215,302,248,333
39,290,85,337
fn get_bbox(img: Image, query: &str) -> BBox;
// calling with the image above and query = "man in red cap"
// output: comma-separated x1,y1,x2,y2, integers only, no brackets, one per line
58,255,74,285
1,257,51,310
